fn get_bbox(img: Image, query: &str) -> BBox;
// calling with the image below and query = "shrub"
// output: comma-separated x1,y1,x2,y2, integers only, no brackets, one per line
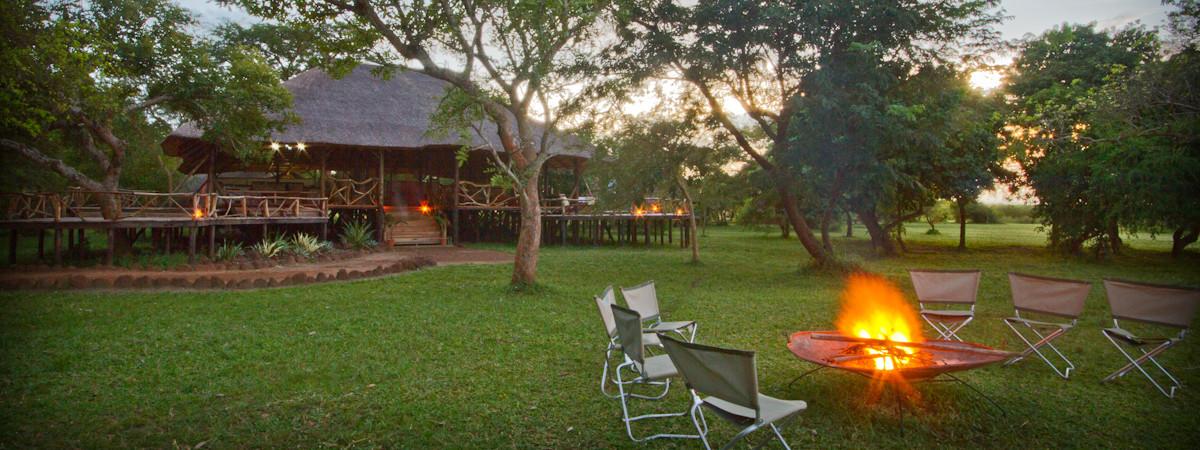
290,233,331,258
993,204,1036,224
340,221,377,250
216,242,244,261
964,203,1000,224
253,235,289,258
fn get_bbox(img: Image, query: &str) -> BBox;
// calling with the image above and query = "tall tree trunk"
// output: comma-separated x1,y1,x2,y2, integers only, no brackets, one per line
773,172,829,265
957,198,968,251
511,172,541,286
845,211,853,237
1107,221,1122,256
1171,225,1199,257
779,216,790,238
675,177,700,263
856,206,896,256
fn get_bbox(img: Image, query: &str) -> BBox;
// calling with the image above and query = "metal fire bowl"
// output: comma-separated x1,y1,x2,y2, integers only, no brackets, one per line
787,331,1013,381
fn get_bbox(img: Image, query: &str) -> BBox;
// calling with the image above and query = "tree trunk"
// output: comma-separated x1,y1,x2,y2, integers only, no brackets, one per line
1171,225,1199,257
771,171,829,265
845,211,853,237
779,216,790,238
820,212,832,252
856,206,896,256
957,198,968,251
511,173,542,286
1107,221,1122,256
675,178,700,263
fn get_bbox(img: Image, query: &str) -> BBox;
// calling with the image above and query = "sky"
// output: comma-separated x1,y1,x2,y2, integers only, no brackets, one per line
180,0,1174,41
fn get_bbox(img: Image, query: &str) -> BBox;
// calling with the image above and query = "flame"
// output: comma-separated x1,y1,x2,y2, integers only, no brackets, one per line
418,200,432,215
633,207,645,217
192,208,204,219
674,208,684,215
650,204,661,213
835,273,925,371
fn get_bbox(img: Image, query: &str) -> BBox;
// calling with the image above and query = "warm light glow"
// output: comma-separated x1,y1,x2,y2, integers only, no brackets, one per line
674,208,684,216
192,208,204,219
269,142,281,152
295,142,307,152
969,70,1003,91
633,207,645,217
835,273,925,371
418,200,432,215
650,204,661,213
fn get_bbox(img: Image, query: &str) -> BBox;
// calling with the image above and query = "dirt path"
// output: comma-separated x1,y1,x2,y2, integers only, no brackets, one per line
0,246,512,290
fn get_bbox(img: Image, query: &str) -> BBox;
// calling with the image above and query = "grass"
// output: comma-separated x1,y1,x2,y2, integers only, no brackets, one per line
1,224,1198,448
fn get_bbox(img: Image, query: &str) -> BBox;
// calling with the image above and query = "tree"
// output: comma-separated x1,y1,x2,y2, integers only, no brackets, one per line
592,115,741,262
227,0,610,287
213,22,377,80
604,0,1001,265
0,0,293,220
1005,23,1161,255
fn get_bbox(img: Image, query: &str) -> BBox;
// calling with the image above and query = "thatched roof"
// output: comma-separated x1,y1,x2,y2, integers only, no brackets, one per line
161,64,590,173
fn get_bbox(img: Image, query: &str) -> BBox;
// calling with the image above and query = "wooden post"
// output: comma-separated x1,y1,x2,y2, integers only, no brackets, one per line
53,227,61,265
377,150,386,243
37,230,45,260
105,228,115,266
452,155,460,245
208,224,216,260
319,152,328,201
8,229,16,264
188,226,197,264
165,228,172,254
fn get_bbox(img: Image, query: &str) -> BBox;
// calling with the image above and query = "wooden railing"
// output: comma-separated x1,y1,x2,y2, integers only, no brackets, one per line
457,181,517,208
326,177,380,207
0,190,327,222
208,194,327,218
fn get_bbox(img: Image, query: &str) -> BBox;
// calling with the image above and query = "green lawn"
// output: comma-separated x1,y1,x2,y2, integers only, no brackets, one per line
1,225,1198,448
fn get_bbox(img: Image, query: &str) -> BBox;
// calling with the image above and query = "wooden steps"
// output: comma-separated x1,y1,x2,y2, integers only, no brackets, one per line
387,211,443,245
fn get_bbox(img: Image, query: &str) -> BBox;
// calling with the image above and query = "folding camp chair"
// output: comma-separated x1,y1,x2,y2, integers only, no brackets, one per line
610,304,699,442
1100,278,1200,398
659,335,807,450
595,286,663,399
621,280,698,342
1002,273,1092,379
909,269,981,341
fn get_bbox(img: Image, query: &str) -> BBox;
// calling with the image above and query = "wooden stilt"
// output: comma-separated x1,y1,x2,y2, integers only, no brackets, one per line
53,227,62,265
188,226,197,265
8,229,17,264
208,224,216,260
37,230,45,260
105,228,115,266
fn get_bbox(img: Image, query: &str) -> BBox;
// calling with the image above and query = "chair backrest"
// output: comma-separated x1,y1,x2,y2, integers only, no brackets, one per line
659,335,760,419
1008,272,1091,319
611,304,645,366
621,281,660,321
598,285,616,305
1103,279,1200,329
910,270,981,305
595,293,618,338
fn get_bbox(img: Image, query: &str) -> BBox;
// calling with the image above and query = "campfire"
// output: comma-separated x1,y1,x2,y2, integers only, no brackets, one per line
788,273,1010,381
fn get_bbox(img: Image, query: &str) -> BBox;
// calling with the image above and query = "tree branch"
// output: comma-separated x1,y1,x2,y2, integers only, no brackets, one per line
0,139,107,191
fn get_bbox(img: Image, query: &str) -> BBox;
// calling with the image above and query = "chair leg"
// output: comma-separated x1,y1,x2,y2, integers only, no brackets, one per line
923,315,970,341
1002,319,1074,379
601,348,621,398
614,363,698,442
720,423,763,450
1100,332,1180,398
688,396,713,450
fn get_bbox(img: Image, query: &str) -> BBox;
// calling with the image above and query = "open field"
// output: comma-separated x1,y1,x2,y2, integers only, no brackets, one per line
1,225,1198,448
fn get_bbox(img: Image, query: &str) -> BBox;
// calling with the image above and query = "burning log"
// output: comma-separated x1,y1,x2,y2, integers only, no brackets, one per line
810,333,1013,358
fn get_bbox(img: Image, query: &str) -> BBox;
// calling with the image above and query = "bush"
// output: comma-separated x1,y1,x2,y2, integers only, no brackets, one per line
216,242,244,261
964,203,1000,224
290,233,331,258
340,221,377,250
253,235,289,258
993,204,1036,223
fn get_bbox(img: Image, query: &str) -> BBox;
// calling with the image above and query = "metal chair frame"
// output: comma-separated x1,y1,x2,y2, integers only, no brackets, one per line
920,304,975,341
1002,312,1077,378
621,280,699,342
610,304,700,442
1101,320,1187,398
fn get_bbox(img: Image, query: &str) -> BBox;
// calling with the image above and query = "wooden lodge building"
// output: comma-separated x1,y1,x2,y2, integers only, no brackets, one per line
1,64,692,265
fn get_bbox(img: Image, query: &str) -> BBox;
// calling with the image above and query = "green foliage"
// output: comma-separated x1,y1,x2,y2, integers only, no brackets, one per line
289,232,331,258
216,241,245,262
0,0,293,196
252,235,289,259
923,201,955,230
213,22,375,81
992,204,1036,224
339,221,377,250
964,202,1000,224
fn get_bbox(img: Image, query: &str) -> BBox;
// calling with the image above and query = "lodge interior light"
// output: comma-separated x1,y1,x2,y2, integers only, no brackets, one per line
295,142,307,152
418,200,432,215
269,142,281,152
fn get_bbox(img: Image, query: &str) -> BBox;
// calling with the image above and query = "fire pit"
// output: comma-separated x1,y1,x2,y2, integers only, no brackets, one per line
784,273,1012,418
787,331,1011,381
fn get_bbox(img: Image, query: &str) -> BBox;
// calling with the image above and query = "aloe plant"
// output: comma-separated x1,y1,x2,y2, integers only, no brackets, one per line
339,220,377,250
